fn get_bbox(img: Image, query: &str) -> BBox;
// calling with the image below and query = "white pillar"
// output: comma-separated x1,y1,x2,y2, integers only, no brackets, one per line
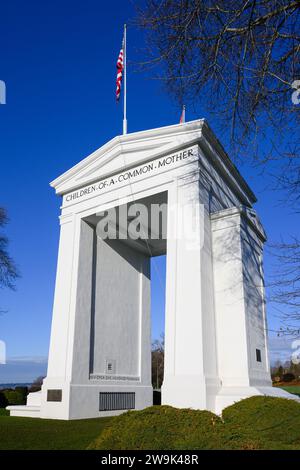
45,214,77,380
162,171,220,411
211,207,272,413
41,213,78,419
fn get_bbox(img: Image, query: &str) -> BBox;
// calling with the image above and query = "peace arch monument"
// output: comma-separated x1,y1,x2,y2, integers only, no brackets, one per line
8,119,296,419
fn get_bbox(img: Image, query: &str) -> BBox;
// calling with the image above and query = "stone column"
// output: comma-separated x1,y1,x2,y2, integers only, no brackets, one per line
211,207,272,412
41,213,79,419
162,169,220,411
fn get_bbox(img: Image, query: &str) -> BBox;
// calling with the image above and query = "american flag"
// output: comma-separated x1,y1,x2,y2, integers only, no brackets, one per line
116,36,124,101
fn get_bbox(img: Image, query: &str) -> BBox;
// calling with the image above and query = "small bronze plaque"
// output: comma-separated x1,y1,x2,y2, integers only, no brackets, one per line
47,389,62,402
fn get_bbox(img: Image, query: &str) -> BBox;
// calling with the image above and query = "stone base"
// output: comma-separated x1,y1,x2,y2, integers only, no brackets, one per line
7,384,300,419
162,379,300,415
8,384,153,420
161,375,221,412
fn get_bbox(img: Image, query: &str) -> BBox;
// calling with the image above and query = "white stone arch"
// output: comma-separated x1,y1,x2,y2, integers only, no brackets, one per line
8,120,299,419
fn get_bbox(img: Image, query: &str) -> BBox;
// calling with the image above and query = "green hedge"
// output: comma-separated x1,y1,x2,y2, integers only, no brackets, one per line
0,392,8,408
89,396,300,450
1,389,27,406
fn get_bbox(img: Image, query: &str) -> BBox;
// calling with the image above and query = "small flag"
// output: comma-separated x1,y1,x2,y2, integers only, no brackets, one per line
180,105,186,123
116,35,125,101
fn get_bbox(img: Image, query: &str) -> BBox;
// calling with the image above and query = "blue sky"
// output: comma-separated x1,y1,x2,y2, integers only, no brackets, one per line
0,1,299,383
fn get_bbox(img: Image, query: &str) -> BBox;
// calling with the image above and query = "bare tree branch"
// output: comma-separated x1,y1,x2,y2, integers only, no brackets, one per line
0,208,19,291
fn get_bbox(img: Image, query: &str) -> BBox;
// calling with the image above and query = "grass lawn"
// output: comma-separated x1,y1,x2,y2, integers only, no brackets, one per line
278,385,300,397
0,410,112,450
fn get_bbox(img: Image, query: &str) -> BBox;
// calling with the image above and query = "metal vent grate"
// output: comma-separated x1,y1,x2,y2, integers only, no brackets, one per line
99,392,135,411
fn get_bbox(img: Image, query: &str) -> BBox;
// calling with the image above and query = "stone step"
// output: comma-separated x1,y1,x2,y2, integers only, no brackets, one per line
7,405,41,418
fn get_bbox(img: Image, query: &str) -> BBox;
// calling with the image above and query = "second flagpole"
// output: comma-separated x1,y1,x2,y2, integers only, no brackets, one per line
123,24,127,135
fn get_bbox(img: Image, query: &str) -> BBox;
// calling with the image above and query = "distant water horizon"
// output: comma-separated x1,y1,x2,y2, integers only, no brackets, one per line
0,356,47,385
0,382,33,389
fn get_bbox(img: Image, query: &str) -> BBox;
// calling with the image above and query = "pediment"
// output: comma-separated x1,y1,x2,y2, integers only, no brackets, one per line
50,120,204,195
50,119,256,206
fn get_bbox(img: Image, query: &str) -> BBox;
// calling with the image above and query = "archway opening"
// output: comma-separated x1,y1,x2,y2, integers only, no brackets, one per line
85,190,168,407
151,255,166,404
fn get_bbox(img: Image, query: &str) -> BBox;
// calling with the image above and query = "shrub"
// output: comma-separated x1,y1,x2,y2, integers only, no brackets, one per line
15,387,28,402
89,397,300,450
282,373,296,382
0,392,8,408
2,389,26,405
88,406,224,450
222,396,300,449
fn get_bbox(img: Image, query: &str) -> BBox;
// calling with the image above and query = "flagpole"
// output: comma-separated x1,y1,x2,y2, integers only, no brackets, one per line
123,24,127,135
180,104,186,123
